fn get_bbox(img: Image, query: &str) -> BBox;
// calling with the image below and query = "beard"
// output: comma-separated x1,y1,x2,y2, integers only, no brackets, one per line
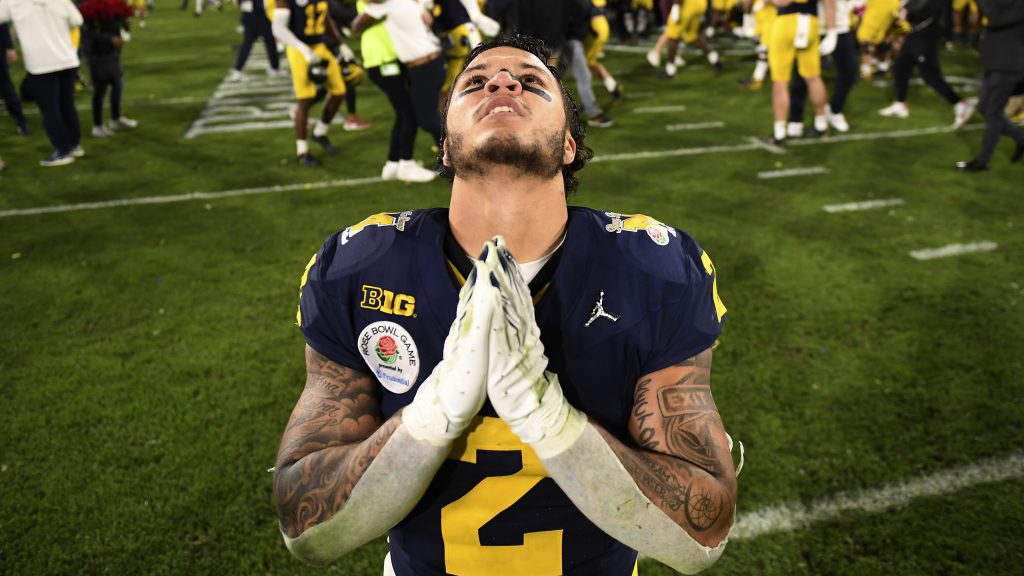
447,129,565,181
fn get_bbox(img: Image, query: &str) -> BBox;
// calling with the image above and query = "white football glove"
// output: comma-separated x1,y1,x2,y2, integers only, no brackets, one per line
481,237,587,459
403,257,496,446
819,29,838,56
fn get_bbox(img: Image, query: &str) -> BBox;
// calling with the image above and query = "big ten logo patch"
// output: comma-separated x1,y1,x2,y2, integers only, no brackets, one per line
360,285,416,317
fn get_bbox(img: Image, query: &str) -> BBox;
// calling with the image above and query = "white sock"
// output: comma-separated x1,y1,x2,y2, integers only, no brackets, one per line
665,62,677,76
753,60,768,82
313,121,329,138
603,75,618,93
708,51,720,65
296,139,309,156
774,121,787,141
814,115,828,131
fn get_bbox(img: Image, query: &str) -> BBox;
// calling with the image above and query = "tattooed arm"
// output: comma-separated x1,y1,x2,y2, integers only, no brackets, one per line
540,348,737,574
272,346,451,565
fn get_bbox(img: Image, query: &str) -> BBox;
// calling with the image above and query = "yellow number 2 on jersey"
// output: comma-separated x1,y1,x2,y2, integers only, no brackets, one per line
441,417,562,575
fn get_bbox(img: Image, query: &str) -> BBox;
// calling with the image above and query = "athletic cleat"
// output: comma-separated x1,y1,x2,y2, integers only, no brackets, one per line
587,113,614,128
955,159,987,172
297,153,320,167
110,117,138,130
39,151,75,167
805,127,828,139
381,161,399,180
343,117,371,131
762,135,787,147
825,105,849,133
737,77,763,91
92,125,115,138
952,98,976,130
878,101,909,118
312,134,338,154
70,145,85,158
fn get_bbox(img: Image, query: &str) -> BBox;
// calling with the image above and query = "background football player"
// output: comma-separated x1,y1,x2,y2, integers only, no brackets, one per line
271,0,347,166
651,0,723,79
275,34,739,576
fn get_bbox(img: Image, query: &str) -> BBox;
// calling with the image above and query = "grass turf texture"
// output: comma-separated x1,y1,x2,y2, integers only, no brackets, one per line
2,8,1022,575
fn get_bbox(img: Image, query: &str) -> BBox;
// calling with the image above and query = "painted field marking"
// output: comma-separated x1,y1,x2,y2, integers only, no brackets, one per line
666,121,725,131
747,136,786,154
0,124,984,218
623,91,657,100
823,198,905,213
758,166,829,179
634,105,687,114
731,451,1024,540
788,124,981,147
909,241,998,261
0,177,382,218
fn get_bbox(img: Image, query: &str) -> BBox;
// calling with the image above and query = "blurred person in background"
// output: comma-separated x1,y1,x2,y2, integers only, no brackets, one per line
786,0,857,135
0,0,84,166
0,23,31,135
230,0,282,82
876,0,975,128
352,0,445,182
955,0,1024,172
433,0,501,96
765,0,837,145
79,0,138,137
271,0,348,166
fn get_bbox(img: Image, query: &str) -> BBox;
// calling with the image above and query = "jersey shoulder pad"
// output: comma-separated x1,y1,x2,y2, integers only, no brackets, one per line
311,209,426,282
577,207,710,286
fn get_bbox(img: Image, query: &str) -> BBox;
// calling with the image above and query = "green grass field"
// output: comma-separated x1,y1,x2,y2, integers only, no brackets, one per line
1,5,1022,575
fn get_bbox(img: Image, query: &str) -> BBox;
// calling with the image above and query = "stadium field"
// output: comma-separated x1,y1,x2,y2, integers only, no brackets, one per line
1,6,1022,575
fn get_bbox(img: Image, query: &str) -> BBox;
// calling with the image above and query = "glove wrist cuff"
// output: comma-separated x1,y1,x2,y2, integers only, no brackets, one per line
529,405,587,460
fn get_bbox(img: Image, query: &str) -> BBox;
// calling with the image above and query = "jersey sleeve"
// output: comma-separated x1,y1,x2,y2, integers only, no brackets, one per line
296,235,366,372
643,237,727,373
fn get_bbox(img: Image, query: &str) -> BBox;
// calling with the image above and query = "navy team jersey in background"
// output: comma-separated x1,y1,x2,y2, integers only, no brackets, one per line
297,207,726,576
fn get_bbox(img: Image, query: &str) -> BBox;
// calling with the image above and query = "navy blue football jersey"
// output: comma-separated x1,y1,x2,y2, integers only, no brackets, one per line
286,0,328,45
297,207,726,576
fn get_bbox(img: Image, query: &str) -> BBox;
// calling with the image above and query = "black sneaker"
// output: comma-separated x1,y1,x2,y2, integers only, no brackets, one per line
656,70,675,80
610,84,623,101
762,136,787,147
312,134,338,154
805,127,828,139
955,159,987,172
297,153,320,167
39,151,75,167
587,113,614,128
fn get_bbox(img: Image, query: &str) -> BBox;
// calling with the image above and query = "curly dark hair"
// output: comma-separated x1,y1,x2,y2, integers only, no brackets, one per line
436,34,593,197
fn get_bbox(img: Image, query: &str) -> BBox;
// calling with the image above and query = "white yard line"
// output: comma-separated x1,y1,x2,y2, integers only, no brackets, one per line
758,166,829,179
747,136,786,154
732,451,1024,540
666,121,725,131
0,124,987,218
0,177,382,218
823,198,905,213
633,105,687,113
909,241,998,260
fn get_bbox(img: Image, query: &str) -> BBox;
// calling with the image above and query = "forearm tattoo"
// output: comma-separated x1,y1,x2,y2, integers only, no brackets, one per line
616,350,735,535
274,347,395,538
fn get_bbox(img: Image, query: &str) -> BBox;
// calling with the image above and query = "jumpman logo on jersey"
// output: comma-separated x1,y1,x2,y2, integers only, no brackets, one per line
585,290,620,327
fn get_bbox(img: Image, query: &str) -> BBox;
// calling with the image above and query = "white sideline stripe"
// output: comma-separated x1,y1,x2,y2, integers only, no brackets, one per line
758,166,829,179
0,177,382,218
731,451,1024,540
666,121,725,131
0,123,981,218
823,198,905,213
788,123,982,147
633,105,687,113
909,241,998,260
624,91,656,99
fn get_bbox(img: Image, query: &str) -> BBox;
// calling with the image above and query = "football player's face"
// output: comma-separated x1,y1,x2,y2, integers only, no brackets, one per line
442,47,576,178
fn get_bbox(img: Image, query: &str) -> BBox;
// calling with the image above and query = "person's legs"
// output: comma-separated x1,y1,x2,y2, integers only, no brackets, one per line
974,71,1024,166
891,40,916,104
233,23,258,73
0,57,29,132
405,57,445,143
916,31,961,105
829,31,858,113
259,25,280,71
32,72,72,153
368,65,412,162
57,68,81,151
91,73,109,127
